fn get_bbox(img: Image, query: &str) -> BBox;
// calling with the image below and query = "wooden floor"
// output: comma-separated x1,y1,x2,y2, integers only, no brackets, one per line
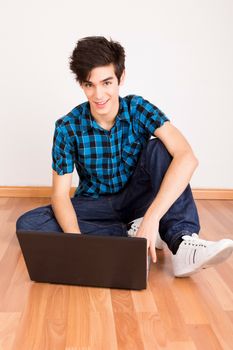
0,198,233,350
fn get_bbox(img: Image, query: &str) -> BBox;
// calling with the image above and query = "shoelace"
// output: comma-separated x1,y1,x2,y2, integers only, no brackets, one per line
130,223,139,233
182,233,208,248
127,223,139,237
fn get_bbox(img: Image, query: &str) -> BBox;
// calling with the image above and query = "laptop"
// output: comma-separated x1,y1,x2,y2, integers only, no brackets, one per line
16,231,151,290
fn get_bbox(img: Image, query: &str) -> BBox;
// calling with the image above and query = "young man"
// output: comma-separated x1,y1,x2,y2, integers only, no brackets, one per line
16,36,233,277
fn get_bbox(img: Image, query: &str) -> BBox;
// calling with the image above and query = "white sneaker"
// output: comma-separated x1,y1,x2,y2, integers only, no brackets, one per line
172,233,233,277
127,217,164,249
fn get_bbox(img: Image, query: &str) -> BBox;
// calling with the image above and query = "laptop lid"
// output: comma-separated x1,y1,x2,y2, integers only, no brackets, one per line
16,231,149,290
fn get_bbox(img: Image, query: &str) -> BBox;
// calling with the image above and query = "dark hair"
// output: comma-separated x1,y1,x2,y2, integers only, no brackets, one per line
69,36,125,85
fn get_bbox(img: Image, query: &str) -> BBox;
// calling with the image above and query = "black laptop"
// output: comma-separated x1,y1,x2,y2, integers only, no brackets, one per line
16,231,151,290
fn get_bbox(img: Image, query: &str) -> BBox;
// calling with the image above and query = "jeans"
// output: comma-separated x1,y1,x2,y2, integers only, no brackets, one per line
16,138,200,253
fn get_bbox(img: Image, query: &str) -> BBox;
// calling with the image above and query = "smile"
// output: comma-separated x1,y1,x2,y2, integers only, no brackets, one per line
94,99,109,108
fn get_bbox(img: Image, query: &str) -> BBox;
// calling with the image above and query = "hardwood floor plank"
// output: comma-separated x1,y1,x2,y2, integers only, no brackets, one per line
187,324,224,350
215,262,233,292
12,283,51,350
168,277,209,324
44,284,70,350
89,311,118,350
131,285,158,313
193,271,233,350
1,254,31,312
44,318,67,350
136,312,166,349
87,287,113,313
111,289,135,313
226,311,233,326
204,200,233,233
167,340,197,350
196,201,232,240
0,235,21,311
65,287,91,349
113,311,145,350
202,268,233,311
0,312,21,350
149,265,191,342
0,222,16,262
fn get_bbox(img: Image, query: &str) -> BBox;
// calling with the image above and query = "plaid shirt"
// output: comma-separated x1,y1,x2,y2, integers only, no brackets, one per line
52,95,170,198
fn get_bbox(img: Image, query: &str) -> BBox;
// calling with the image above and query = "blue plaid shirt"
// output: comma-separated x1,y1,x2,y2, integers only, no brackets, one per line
52,95,170,198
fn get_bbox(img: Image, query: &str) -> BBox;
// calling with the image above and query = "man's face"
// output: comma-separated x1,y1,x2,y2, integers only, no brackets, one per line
80,63,125,119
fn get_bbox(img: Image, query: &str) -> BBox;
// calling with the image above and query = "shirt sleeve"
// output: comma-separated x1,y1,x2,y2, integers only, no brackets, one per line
52,121,75,175
135,96,170,135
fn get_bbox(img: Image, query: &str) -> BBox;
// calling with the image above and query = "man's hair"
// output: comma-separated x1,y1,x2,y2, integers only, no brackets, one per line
69,36,125,85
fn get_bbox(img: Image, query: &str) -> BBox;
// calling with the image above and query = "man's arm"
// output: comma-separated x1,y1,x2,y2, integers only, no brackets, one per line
136,121,198,262
51,170,81,234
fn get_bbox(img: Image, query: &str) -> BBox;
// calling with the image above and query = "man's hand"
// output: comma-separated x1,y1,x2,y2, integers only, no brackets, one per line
65,230,82,234
135,215,159,263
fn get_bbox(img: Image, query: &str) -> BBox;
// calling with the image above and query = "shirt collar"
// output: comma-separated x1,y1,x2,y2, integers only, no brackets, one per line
81,96,130,133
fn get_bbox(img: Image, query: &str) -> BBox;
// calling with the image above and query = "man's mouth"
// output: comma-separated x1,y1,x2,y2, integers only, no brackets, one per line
94,99,109,108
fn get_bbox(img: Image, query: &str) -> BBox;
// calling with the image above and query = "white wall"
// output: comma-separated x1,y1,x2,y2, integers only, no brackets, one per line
1,0,233,188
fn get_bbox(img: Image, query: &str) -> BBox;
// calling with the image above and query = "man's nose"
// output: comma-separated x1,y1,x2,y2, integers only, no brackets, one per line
94,86,104,100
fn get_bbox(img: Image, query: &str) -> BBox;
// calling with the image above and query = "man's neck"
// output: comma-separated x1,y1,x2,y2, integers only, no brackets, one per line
90,99,119,128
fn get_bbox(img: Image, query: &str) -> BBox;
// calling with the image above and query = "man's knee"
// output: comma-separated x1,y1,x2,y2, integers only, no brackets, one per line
16,210,34,231
146,138,172,166
147,137,169,154
16,205,51,231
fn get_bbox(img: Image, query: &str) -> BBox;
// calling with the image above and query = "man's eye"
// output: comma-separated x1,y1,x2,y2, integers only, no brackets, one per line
84,83,92,88
104,81,112,86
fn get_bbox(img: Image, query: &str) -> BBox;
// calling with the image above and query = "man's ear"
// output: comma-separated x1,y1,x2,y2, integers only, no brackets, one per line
119,70,126,86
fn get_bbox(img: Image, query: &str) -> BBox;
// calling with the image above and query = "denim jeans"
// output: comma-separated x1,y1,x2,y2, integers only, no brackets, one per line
16,138,200,253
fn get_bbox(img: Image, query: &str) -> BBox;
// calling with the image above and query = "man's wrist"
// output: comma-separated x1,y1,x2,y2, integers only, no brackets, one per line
144,204,162,222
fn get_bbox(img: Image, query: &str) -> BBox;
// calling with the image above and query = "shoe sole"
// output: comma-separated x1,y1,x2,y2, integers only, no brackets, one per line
174,245,233,278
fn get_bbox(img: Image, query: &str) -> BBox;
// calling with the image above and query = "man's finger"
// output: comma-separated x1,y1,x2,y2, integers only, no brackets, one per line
150,245,157,263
